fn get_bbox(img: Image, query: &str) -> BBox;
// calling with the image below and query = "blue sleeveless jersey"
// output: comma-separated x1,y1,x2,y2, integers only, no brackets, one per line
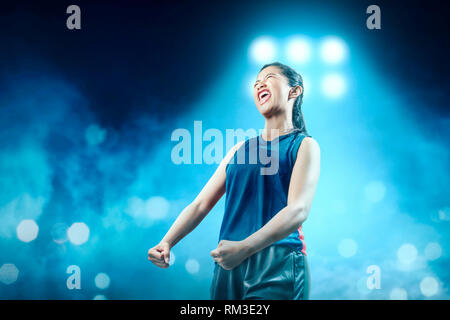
219,130,310,255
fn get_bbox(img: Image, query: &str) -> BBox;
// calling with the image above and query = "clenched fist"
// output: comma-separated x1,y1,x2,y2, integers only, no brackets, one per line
210,240,250,270
148,241,171,268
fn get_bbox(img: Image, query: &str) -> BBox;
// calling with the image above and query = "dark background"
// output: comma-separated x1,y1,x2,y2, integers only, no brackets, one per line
1,0,448,128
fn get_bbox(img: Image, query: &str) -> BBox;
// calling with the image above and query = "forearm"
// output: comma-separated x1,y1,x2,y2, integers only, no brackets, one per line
161,201,207,247
242,205,307,257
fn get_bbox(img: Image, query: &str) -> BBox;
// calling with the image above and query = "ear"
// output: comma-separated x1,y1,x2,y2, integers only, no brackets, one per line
289,85,303,99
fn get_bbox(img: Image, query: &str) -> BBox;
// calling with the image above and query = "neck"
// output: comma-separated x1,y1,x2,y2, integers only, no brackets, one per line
262,111,295,140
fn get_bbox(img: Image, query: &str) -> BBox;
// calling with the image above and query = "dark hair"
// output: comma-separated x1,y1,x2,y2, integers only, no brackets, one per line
259,62,308,136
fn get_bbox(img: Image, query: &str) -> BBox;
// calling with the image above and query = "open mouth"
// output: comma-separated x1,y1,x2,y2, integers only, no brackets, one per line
258,90,272,105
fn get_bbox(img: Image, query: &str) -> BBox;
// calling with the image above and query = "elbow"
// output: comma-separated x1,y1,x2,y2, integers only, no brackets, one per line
290,205,309,226
191,199,210,216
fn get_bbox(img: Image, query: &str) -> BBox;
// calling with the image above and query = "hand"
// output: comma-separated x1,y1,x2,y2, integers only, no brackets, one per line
210,240,249,270
148,241,171,268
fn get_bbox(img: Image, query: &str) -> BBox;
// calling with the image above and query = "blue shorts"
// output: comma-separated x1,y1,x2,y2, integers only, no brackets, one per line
210,245,310,300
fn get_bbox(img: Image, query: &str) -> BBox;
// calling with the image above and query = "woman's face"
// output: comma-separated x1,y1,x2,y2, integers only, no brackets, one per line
253,66,292,117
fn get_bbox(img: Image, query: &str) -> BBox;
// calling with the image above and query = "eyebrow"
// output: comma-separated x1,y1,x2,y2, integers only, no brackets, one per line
254,73,278,86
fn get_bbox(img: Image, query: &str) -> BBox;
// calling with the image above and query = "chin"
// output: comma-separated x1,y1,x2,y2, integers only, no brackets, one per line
258,102,276,117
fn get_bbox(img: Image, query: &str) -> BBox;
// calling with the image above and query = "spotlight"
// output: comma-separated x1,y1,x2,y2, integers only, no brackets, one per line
420,276,439,297
185,258,200,274
249,36,277,64
424,242,442,261
320,36,348,64
16,219,39,243
397,243,418,265
321,73,346,98
0,264,19,285
95,273,111,290
67,222,90,245
286,36,311,64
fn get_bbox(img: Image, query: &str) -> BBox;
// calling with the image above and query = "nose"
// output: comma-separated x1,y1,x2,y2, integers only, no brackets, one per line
255,81,267,92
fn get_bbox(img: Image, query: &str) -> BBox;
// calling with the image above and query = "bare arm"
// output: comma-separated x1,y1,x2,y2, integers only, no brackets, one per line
241,137,320,256
148,140,245,268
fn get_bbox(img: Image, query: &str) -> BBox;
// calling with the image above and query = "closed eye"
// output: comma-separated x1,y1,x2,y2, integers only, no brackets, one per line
254,74,276,88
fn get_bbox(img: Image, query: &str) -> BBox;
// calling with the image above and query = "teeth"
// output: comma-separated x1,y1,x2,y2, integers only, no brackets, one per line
259,90,270,101
260,93,271,104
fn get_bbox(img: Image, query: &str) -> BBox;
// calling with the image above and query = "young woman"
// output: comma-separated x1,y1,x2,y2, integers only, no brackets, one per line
148,62,320,300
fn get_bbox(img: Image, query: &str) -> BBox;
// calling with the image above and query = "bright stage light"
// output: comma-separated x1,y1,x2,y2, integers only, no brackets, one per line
67,222,90,245
0,264,19,285
249,37,277,64
16,219,39,242
420,276,439,297
321,73,346,98
93,295,107,300
185,258,200,274
320,36,347,64
397,243,418,265
424,242,442,261
286,36,311,64
95,273,111,290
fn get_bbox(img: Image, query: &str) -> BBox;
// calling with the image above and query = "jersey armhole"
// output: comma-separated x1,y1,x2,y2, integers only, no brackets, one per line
225,139,247,171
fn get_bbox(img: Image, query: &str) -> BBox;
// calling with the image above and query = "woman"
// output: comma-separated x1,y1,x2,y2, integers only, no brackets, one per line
148,62,320,300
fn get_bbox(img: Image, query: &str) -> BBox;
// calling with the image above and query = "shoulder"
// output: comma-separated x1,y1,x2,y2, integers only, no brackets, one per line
301,136,320,149
223,139,246,163
296,136,320,160
230,139,246,153
231,134,260,152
